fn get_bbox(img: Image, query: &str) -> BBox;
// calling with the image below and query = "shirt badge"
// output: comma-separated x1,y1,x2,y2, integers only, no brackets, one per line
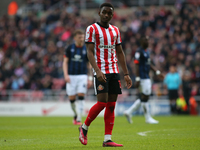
113,36,117,41
97,84,104,91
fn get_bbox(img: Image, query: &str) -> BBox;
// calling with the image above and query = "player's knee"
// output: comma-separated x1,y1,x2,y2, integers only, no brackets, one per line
140,94,149,102
141,97,148,102
70,99,76,103
78,96,84,100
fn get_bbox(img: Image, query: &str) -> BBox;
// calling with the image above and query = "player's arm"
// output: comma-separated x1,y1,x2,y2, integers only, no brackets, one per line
87,62,93,77
163,75,168,95
86,43,106,83
133,51,140,88
62,57,70,82
134,59,140,88
116,44,132,89
87,62,93,88
150,63,164,80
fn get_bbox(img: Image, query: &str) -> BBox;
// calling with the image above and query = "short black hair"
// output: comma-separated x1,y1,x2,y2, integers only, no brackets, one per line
140,36,148,44
99,2,114,10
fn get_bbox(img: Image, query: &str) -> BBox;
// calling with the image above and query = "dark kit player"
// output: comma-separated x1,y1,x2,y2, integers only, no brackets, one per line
124,36,164,124
63,29,92,125
78,3,132,147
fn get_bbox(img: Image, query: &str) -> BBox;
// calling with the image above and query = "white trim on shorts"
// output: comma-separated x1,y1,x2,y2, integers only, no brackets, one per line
93,77,97,95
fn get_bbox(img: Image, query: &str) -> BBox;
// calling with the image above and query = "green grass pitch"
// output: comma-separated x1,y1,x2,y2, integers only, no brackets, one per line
0,116,200,150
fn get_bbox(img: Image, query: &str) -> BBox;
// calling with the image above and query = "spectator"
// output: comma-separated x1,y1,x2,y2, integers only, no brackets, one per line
0,0,199,96
182,70,192,113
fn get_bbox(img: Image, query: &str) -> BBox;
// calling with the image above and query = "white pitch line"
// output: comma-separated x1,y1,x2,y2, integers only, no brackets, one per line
137,130,153,136
137,128,181,136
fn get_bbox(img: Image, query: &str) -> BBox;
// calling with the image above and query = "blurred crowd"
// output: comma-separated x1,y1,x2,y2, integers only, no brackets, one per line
0,0,200,97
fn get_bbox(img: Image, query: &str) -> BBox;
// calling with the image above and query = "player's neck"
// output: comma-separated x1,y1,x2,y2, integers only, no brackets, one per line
97,22,109,28
142,47,148,51
75,43,83,47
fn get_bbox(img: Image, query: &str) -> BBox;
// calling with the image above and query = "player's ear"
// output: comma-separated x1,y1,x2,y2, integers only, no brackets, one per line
98,10,101,16
73,35,76,41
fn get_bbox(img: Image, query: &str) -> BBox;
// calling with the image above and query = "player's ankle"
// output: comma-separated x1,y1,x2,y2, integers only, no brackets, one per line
82,123,88,130
104,134,111,142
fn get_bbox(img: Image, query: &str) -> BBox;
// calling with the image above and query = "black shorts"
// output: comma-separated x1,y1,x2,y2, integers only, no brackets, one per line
94,73,122,95
168,89,179,100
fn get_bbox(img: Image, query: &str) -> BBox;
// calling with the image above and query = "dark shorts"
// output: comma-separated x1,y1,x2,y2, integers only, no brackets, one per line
94,73,122,95
168,89,179,100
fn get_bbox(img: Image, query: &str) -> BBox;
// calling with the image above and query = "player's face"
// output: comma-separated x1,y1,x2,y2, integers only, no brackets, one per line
74,34,84,45
99,6,113,23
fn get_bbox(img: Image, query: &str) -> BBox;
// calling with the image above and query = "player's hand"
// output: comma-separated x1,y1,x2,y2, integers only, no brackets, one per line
96,70,107,83
64,75,70,83
124,75,132,89
135,81,140,88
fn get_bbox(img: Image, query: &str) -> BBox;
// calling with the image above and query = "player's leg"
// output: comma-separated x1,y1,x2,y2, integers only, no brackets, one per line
103,73,123,147
79,93,107,145
169,90,178,114
104,94,117,142
68,95,78,124
79,76,108,145
83,76,108,126
76,75,88,123
140,79,158,124
124,80,142,123
76,94,84,124
123,97,141,124
66,76,78,125
141,94,159,124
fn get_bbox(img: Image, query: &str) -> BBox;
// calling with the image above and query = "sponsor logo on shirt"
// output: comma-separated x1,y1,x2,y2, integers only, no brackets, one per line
72,54,83,62
86,31,90,39
98,45,115,49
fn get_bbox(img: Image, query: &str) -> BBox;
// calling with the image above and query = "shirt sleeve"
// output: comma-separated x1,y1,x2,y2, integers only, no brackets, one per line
134,50,140,64
64,45,71,58
116,27,122,45
85,25,95,43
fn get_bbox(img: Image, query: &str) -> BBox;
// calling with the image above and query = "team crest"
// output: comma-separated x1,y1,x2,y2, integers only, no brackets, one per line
86,31,90,39
113,36,117,41
97,84,104,91
82,49,86,55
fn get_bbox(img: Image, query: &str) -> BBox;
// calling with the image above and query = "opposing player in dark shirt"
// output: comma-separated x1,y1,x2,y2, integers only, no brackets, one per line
63,29,92,125
124,36,164,124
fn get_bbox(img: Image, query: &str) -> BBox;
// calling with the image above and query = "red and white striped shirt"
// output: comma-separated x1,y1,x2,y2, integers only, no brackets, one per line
85,22,122,75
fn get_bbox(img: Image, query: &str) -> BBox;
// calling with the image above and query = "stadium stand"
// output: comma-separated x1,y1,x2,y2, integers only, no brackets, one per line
0,0,199,104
